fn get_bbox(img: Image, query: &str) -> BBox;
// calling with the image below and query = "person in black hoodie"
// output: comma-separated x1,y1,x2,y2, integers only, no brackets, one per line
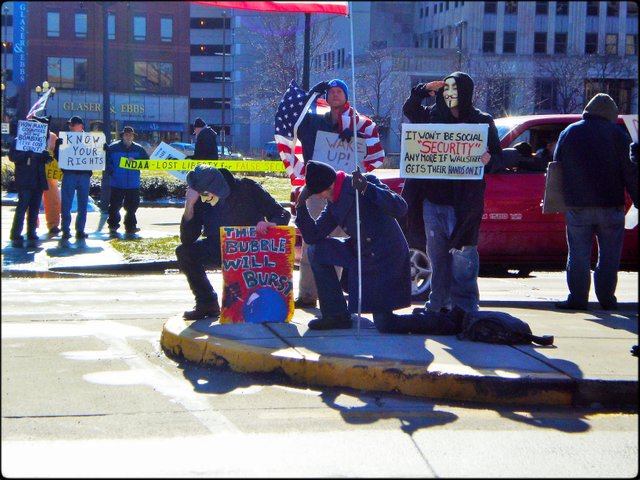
176,165,291,320
402,72,503,314
553,93,637,311
190,118,219,160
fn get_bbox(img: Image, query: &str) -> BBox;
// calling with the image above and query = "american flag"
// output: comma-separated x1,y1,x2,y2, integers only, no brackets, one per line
274,80,385,184
26,87,54,120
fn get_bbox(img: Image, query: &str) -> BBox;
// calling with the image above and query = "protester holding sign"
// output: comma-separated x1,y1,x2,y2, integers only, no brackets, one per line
275,78,385,309
295,161,412,331
105,126,149,239
402,72,503,314
8,116,53,248
553,93,637,311
55,116,94,241
176,164,291,320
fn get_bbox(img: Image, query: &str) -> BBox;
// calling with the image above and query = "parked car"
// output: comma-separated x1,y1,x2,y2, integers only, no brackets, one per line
289,114,638,300
169,142,195,157
263,141,279,159
218,146,243,160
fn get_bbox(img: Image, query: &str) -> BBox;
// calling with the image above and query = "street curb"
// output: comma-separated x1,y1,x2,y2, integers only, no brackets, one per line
160,316,590,407
49,260,178,274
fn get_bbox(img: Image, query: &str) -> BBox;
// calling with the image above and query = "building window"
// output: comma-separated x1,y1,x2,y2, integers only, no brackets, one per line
535,1,548,15
425,5,429,16
487,78,511,115
134,61,173,92
108,13,116,40
585,33,598,54
535,79,558,112
556,1,569,15
191,71,230,82
606,1,619,16
1,42,13,53
626,34,637,55
586,1,599,16
483,31,496,53
191,44,231,56
584,79,634,114
484,1,497,14
47,11,60,37
534,32,547,54
133,15,146,41
554,32,567,54
75,13,88,39
505,1,517,14
605,34,618,54
189,98,231,109
628,2,638,17
160,16,173,42
47,57,87,89
191,17,230,29
1,13,13,27
503,31,516,53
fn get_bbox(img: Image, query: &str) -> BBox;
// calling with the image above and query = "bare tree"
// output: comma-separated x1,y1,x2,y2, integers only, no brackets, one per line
534,56,591,113
237,14,335,122
469,58,527,117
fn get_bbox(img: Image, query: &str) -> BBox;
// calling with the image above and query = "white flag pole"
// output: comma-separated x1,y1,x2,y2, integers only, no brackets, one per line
349,2,363,339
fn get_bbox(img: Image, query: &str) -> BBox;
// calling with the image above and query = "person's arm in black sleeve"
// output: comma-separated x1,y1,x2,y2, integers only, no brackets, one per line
251,181,291,225
402,84,430,123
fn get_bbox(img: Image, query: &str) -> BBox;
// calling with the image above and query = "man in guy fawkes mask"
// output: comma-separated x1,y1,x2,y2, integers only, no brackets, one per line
401,72,504,315
175,165,291,320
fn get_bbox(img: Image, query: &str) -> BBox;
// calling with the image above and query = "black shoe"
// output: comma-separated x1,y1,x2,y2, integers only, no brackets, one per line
123,232,140,240
26,234,39,241
555,300,589,311
61,231,72,240
75,231,88,239
48,227,61,238
11,238,24,248
308,314,352,330
109,230,120,239
294,297,318,308
183,303,221,320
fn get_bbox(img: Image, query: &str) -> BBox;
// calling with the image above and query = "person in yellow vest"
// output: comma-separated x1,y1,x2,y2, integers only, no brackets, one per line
42,130,62,237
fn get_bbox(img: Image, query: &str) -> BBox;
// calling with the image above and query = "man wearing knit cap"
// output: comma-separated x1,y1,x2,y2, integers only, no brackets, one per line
295,161,413,331
190,118,219,160
553,93,637,311
176,164,291,320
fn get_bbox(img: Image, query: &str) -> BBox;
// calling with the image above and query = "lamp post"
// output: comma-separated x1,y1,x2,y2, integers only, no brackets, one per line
34,80,56,116
220,10,226,157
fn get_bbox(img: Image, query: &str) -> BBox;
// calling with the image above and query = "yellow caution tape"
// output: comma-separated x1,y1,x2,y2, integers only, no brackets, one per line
118,158,285,172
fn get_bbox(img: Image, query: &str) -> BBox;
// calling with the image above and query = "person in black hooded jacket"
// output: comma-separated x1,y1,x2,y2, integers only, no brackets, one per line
401,72,503,314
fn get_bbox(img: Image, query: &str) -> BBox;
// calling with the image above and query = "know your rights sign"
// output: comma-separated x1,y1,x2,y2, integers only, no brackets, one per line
400,123,488,179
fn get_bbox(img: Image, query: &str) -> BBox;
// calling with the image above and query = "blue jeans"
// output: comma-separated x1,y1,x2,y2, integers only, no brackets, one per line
422,198,480,312
61,172,91,235
564,207,625,307
10,188,44,240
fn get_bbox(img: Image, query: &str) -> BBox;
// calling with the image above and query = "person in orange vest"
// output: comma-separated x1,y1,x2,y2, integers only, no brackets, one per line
42,130,62,238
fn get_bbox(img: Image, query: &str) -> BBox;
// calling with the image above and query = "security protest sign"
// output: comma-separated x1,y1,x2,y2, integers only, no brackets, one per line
400,123,488,179
312,131,368,171
58,132,106,171
150,142,188,182
16,120,48,152
219,225,295,324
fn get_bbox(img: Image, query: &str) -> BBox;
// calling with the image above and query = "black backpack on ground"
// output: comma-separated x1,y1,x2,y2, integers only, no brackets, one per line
457,310,554,346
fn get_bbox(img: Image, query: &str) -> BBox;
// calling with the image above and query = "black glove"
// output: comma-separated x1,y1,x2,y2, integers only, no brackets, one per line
339,128,354,142
310,81,330,96
296,186,311,207
41,150,53,163
351,168,368,194
103,143,109,152
411,83,430,99
55,137,63,146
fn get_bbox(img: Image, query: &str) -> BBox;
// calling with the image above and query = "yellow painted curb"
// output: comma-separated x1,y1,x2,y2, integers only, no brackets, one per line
161,316,574,406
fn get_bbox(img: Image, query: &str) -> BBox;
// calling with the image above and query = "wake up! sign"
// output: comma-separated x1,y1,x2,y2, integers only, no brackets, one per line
400,123,488,179
220,226,295,324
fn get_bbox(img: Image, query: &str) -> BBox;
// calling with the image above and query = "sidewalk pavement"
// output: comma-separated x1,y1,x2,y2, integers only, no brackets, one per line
2,201,638,408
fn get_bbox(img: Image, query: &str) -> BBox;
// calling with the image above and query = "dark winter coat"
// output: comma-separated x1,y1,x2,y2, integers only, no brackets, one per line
180,169,291,245
554,113,637,208
9,138,51,191
193,126,219,160
106,140,149,189
297,110,336,163
295,173,412,313
401,72,503,249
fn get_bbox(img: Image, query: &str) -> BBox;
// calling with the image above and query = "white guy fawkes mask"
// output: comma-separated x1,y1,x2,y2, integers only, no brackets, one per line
443,77,459,109
200,193,220,206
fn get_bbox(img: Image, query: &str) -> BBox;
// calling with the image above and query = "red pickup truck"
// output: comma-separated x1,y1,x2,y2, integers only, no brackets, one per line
290,114,638,300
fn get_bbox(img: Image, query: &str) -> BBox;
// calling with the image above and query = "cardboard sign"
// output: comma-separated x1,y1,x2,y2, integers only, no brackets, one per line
16,120,48,152
45,158,63,181
220,226,295,324
311,130,368,171
621,114,638,143
150,142,188,182
58,132,106,171
400,123,489,179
